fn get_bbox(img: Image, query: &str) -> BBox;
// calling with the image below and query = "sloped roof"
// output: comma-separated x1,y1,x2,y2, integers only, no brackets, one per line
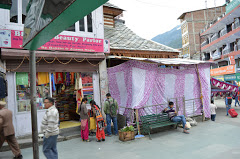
104,20,180,53
103,2,123,10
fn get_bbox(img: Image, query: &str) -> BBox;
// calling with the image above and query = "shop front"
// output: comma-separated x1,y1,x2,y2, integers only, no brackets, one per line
0,29,109,136
3,51,105,136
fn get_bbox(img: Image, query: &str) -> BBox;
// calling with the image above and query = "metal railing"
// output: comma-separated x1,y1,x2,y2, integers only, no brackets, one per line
118,97,202,125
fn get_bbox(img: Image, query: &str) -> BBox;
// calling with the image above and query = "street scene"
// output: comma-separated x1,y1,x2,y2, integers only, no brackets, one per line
1,0,240,159
1,99,240,159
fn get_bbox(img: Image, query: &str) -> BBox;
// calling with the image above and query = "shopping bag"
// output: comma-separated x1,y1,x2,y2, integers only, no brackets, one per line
89,117,96,130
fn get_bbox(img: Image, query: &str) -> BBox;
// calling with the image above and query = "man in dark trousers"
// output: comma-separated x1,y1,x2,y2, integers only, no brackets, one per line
104,93,118,136
0,101,23,159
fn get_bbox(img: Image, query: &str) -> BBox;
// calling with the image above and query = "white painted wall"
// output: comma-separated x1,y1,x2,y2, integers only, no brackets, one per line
93,72,101,107
0,6,104,39
6,72,46,137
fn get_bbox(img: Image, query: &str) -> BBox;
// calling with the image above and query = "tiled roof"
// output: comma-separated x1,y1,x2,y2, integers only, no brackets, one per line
104,20,180,53
103,2,123,10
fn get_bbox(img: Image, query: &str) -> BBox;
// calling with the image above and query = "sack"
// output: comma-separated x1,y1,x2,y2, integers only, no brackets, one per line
89,117,96,130
108,99,117,117
185,122,191,129
227,97,232,105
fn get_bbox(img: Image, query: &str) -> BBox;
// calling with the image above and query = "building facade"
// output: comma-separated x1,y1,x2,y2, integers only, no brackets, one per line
0,0,108,136
201,0,240,84
178,5,226,59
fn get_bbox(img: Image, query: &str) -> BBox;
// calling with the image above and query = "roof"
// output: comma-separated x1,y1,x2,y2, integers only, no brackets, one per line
177,5,226,20
107,56,213,65
103,2,123,10
104,20,180,53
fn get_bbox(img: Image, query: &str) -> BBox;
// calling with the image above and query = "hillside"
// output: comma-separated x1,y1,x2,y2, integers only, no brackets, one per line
152,25,182,49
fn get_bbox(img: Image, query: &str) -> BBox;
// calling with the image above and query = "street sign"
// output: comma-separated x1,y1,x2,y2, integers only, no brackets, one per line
23,0,109,50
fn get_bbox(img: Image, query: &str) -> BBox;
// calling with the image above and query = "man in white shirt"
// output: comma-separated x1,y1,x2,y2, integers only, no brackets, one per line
210,100,217,121
41,97,59,159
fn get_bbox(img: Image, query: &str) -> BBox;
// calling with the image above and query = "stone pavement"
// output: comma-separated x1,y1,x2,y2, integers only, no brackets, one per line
1,99,240,159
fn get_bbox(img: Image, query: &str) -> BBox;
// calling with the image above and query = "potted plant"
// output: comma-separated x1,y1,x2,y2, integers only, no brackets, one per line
119,125,135,141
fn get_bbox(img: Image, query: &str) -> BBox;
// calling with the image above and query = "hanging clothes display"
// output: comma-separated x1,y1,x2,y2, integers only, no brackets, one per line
0,74,7,98
16,72,28,85
56,72,63,84
51,73,56,92
37,72,49,85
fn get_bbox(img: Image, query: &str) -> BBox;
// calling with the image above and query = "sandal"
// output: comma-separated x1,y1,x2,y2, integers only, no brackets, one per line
183,130,189,134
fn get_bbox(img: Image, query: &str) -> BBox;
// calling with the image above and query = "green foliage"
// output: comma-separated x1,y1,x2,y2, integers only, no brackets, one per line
120,125,134,132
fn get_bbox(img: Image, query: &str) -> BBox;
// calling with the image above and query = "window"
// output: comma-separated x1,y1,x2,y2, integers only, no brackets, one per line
10,0,18,23
9,0,29,24
87,13,93,32
22,0,29,24
79,18,85,31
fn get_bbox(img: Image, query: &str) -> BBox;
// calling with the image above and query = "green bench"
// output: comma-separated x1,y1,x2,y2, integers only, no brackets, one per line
140,113,180,139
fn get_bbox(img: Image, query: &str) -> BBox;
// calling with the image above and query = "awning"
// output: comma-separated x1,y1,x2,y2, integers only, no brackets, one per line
107,56,213,65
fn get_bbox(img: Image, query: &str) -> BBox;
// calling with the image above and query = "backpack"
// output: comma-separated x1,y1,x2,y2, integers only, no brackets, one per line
227,97,232,105
107,99,117,117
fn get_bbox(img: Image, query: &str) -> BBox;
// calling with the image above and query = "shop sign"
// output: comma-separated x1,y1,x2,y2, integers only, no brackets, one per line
224,74,236,81
236,73,240,81
0,29,110,53
212,52,221,60
212,75,224,81
226,0,240,14
210,65,235,76
229,56,235,65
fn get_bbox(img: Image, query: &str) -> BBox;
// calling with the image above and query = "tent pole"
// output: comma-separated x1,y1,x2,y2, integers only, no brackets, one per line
195,64,205,122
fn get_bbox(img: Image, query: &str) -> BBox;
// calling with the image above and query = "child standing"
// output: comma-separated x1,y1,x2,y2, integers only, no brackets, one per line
210,100,217,121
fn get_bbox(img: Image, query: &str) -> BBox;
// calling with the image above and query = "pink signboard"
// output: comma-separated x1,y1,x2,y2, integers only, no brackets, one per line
0,29,110,53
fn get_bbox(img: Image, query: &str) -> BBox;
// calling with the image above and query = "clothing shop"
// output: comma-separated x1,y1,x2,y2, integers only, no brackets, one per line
0,31,108,136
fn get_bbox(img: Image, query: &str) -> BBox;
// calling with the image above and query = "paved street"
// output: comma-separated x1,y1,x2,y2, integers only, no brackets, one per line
1,99,240,159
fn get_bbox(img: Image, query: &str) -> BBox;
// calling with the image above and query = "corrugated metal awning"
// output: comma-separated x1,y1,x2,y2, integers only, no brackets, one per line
107,56,213,65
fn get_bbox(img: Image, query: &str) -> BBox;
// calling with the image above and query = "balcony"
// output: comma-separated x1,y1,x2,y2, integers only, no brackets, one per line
201,40,209,47
222,48,230,55
220,29,227,37
212,51,221,60
211,33,219,42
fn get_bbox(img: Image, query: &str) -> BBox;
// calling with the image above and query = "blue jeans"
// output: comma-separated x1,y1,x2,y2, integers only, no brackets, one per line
172,115,186,129
235,99,239,106
211,114,216,121
106,114,118,135
43,135,58,159
226,105,231,115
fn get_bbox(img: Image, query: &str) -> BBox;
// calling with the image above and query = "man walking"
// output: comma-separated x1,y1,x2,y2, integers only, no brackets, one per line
104,93,118,136
0,101,23,159
41,97,59,159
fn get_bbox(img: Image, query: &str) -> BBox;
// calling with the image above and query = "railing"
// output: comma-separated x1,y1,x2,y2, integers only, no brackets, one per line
118,97,202,126
201,40,209,47
211,34,219,42
220,29,227,37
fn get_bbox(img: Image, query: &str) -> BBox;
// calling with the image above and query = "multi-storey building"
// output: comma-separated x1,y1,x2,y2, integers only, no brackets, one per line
178,5,226,59
201,0,240,84
0,0,108,136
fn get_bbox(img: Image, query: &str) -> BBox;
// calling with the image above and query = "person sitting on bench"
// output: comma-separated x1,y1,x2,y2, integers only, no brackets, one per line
163,101,190,134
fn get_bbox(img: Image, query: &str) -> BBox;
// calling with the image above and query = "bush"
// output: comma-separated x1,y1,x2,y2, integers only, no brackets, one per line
120,125,134,132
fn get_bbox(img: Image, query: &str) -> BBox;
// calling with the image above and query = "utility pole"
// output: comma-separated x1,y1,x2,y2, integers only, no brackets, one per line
30,50,39,159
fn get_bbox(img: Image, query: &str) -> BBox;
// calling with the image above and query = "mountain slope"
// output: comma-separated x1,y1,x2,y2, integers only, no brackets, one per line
152,25,182,49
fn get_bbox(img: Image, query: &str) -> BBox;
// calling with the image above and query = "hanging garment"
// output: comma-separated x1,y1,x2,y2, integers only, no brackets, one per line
38,72,49,85
66,72,70,86
0,76,7,98
70,72,74,84
56,72,63,84
75,73,80,90
51,73,56,92
16,72,28,85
